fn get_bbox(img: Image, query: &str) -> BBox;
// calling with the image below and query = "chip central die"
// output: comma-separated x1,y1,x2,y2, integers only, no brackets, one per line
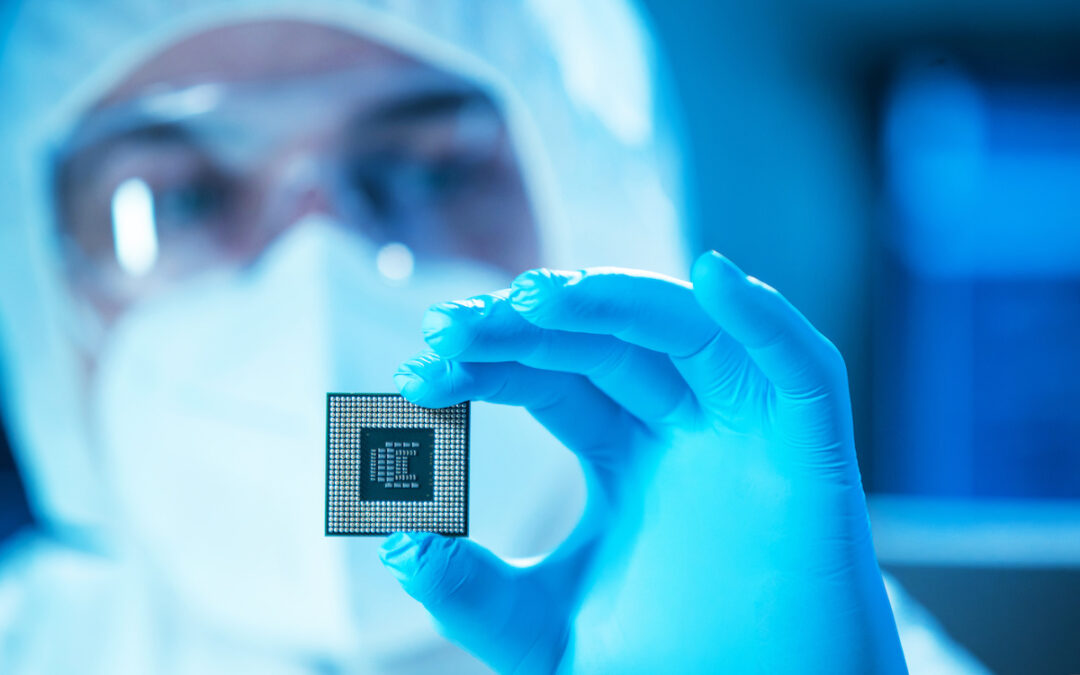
361,428,434,501
325,393,468,536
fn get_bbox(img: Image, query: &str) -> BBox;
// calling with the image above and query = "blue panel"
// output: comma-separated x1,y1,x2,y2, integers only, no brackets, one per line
877,56,1080,498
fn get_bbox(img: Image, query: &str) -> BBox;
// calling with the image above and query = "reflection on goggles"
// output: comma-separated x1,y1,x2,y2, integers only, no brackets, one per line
111,177,159,278
52,66,540,312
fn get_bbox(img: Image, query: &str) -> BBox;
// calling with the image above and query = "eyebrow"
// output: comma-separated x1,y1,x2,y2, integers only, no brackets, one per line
363,88,493,126
56,117,199,170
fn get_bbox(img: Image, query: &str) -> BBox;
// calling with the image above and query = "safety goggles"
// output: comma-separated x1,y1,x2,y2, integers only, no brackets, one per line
51,63,539,315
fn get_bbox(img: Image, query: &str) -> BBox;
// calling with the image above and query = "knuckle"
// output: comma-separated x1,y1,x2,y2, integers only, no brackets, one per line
816,337,849,385
585,341,633,379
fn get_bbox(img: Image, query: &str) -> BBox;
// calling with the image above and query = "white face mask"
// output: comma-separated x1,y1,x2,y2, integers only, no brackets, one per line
88,218,580,659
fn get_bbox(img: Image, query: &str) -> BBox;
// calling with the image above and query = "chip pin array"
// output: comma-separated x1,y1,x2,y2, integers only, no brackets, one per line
326,393,468,536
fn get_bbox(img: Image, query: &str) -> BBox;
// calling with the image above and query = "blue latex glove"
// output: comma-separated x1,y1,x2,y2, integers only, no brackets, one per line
382,252,907,674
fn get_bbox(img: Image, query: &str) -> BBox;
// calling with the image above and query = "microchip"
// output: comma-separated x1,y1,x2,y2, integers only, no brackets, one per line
325,393,468,536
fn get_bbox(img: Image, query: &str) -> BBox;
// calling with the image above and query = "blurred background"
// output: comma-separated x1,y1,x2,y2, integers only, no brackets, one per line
1,1,1078,673
639,2,1080,673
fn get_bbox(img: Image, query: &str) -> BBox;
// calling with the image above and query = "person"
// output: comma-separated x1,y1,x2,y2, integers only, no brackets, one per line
0,1,684,672
0,1,989,673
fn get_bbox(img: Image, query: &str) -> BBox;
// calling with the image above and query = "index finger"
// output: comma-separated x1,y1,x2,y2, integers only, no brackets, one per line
508,267,721,358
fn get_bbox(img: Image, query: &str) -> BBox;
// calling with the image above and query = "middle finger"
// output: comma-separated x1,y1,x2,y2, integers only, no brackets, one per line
421,293,692,423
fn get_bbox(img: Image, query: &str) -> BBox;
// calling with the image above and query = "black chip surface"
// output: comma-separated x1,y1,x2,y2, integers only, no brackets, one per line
360,428,434,502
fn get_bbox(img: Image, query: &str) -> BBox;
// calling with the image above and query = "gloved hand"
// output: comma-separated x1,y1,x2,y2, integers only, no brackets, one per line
381,251,907,674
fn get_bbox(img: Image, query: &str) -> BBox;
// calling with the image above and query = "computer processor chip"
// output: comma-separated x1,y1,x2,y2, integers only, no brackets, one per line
325,393,468,536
